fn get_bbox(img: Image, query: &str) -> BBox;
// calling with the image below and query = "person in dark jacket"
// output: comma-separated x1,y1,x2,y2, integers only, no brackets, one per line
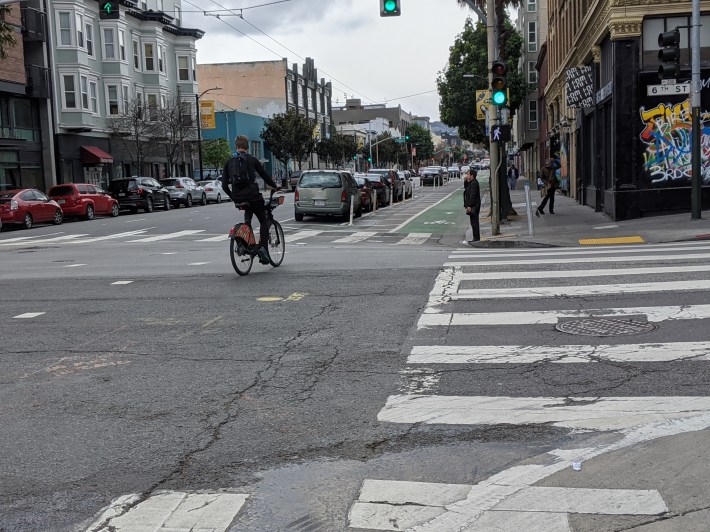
463,168,481,243
536,158,559,216
220,135,279,264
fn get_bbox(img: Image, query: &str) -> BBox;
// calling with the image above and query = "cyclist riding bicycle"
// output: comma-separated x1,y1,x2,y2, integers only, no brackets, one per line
220,135,280,264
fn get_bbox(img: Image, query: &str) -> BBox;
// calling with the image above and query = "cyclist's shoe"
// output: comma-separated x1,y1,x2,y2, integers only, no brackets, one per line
256,246,270,265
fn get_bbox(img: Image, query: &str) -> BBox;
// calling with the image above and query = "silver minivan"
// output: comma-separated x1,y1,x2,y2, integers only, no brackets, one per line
294,170,362,221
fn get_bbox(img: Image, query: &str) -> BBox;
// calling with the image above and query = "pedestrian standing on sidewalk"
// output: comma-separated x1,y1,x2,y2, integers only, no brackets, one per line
507,164,519,190
536,159,559,216
464,168,481,243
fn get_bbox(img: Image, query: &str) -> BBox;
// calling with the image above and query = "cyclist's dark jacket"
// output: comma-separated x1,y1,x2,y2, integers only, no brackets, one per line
220,152,278,203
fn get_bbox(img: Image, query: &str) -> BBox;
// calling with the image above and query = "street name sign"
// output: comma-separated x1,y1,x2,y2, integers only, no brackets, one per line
647,83,690,96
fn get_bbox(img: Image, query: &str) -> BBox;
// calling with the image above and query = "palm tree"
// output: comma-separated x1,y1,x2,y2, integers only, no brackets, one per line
0,5,18,60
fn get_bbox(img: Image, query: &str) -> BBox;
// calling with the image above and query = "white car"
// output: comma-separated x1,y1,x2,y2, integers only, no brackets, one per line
197,180,230,203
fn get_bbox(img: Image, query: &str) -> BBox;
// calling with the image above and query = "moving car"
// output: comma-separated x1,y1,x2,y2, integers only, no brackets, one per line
48,183,119,219
160,177,207,208
108,177,171,213
294,170,362,221
0,189,64,229
197,180,230,203
289,171,303,191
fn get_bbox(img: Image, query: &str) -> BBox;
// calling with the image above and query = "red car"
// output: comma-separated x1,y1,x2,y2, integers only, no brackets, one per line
0,189,64,229
48,183,119,220
354,176,376,212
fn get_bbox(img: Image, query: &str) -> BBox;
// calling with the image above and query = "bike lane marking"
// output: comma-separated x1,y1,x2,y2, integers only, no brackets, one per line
388,188,461,233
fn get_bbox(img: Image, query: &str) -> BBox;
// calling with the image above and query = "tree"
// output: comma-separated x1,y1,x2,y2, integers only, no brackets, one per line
0,6,18,60
262,109,316,171
405,124,434,167
203,138,232,174
108,96,156,176
320,133,358,167
155,94,197,178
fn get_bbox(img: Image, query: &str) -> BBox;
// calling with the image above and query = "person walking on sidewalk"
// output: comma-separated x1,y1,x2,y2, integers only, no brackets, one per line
464,168,481,243
507,165,519,190
536,159,559,216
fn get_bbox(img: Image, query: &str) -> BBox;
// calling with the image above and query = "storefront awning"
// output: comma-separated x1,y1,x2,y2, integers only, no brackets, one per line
81,146,114,164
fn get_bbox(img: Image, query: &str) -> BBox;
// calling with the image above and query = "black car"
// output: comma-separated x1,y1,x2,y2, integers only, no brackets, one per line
420,170,443,186
108,177,171,213
363,174,391,207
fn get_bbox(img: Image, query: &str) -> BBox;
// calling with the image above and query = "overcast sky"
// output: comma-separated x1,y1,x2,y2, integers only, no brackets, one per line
182,0,484,122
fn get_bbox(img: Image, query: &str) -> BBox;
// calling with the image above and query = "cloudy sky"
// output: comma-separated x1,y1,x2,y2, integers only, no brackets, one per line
181,0,484,122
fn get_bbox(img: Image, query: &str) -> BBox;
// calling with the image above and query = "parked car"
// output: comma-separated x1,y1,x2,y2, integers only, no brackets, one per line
461,165,471,175
289,171,303,191
108,177,171,213
448,166,460,178
364,173,391,206
354,176,376,212
0,189,64,229
367,169,404,202
197,180,230,203
160,177,207,207
294,170,362,221
48,183,119,220
397,171,414,199
420,168,444,186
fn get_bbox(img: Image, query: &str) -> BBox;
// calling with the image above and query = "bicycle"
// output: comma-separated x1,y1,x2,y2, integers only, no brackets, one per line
229,190,286,276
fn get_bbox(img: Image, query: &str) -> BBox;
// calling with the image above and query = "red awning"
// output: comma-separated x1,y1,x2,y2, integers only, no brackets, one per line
81,145,114,164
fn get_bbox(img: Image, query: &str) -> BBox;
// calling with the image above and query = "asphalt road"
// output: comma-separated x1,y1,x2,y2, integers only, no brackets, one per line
2,180,709,531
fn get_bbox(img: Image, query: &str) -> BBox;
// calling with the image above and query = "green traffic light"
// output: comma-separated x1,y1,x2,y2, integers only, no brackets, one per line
492,91,506,106
383,0,397,12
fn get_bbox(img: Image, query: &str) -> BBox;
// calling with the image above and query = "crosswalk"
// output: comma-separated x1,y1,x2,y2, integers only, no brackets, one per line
0,229,437,248
348,240,710,531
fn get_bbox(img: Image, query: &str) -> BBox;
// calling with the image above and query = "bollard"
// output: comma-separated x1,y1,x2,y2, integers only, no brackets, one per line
349,194,354,226
373,191,377,213
390,185,394,208
524,181,535,237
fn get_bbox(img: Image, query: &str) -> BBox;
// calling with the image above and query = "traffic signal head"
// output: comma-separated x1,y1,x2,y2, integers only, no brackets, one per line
657,29,680,80
491,61,507,106
380,0,400,17
99,0,120,20
405,134,410,141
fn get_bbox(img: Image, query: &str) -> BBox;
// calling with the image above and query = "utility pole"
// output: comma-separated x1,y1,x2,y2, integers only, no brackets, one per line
690,0,702,219
487,0,500,235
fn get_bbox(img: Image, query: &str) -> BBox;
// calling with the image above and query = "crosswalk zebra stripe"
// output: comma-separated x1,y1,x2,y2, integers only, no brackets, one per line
0,234,89,246
377,395,710,430
418,303,710,327
444,252,710,267
127,230,205,242
333,231,378,243
197,234,229,242
0,233,63,243
285,230,323,242
452,279,710,300
393,233,432,245
72,230,150,244
407,342,710,364
449,242,710,257
452,263,710,280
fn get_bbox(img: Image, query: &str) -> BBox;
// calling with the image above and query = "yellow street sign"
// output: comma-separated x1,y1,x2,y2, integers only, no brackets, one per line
200,100,216,129
476,91,489,120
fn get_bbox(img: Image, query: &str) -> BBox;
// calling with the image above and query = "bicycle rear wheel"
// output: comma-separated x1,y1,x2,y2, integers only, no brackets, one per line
230,237,253,275
267,220,285,267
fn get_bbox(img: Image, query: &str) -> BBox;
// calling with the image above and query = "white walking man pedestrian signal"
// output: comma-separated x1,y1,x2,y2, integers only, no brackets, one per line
490,125,511,142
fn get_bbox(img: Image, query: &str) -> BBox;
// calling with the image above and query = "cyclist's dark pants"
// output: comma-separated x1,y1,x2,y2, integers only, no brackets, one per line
243,200,269,248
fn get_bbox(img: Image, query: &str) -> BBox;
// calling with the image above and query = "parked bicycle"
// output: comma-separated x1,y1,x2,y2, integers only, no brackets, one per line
229,190,285,276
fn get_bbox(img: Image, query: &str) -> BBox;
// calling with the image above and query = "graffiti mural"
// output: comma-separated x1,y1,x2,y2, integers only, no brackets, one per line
639,100,710,187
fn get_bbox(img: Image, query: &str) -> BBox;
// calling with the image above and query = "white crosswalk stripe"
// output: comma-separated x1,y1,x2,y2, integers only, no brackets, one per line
127,230,205,242
333,231,378,243
348,240,710,531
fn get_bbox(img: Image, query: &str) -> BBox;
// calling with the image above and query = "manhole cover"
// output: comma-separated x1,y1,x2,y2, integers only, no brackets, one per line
556,318,657,337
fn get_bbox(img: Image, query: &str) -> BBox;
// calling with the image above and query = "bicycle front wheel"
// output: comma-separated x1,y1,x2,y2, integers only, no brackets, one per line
267,220,285,267
230,237,253,276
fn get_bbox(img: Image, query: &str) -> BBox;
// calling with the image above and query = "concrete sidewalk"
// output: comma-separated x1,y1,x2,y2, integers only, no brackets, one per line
456,184,710,248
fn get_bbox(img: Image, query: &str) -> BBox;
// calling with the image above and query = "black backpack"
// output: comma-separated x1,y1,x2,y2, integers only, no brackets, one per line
228,153,252,187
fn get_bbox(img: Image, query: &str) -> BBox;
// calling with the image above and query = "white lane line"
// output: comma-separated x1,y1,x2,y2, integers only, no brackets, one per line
449,240,710,255
377,395,710,430
72,230,150,243
285,230,323,243
63,264,86,268
0,233,62,243
13,312,45,319
85,490,249,532
419,303,710,327
333,231,378,243
453,280,710,300
124,218,147,223
407,342,710,364
111,281,133,285
594,224,620,229
196,235,229,242
449,244,710,258
127,230,205,242
394,233,432,246
188,262,211,266
389,188,460,233
444,252,710,267
454,264,710,280
0,234,89,246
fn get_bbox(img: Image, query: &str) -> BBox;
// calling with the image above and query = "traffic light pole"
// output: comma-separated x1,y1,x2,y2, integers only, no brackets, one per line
487,0,500,235
691,0,701,220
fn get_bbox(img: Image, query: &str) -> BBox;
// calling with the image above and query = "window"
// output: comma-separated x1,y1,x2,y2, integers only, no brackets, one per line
133,40,140,69
527,0,537,12
147,94,158,121
192,57,196,81
528,21,537,52
177,56,190,81
529,100,538,130
86,22,93,56
122,85,129,113
528,61,538,84
89,81,98,113
158,45,164,73
144,43,154,71
174,6,181,25
76,14,84,47
80,76,89,110
157,0,164,11
63,75,76,108
58,12,72,46
140,1,147,10
160,94,166,108
107,84,119,115
103,28,115,59
118,30,126,61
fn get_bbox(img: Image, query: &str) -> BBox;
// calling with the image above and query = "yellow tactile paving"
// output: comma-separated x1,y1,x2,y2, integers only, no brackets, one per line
579,236,646,245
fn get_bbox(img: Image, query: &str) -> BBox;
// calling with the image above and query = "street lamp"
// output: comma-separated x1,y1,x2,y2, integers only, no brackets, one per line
196,86,221,180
